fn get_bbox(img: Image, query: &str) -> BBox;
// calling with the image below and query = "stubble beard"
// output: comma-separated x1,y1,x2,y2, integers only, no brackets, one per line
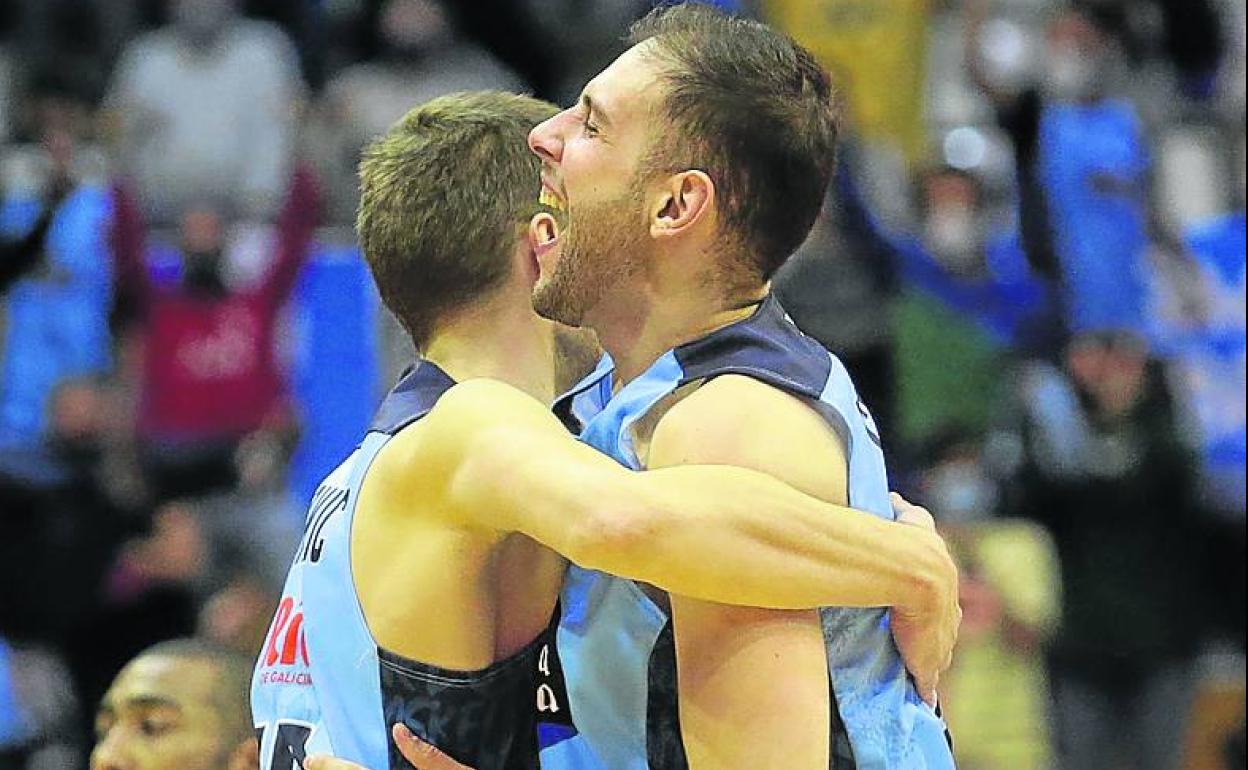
531,188,648,327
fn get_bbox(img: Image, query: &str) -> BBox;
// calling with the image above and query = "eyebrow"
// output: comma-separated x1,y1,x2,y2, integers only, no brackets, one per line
580,94,612,129
116,695,183,712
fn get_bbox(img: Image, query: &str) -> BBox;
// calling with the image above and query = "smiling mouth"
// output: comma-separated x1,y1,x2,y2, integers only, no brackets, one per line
539,187,566,213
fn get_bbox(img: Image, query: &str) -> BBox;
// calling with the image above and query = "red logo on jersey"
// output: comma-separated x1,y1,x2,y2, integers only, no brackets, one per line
258,597,313,686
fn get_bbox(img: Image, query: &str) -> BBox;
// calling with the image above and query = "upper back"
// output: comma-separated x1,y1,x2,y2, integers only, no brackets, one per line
252,363,566,770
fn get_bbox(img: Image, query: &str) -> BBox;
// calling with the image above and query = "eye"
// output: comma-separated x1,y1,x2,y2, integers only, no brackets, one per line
139,716,174,738
580,115,600,138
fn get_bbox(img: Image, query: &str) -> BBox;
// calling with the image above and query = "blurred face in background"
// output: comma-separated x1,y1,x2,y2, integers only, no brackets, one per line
380,0,453,61
170,0,237,49
1043,11,1110,103
91,654,249,770
527,43,660,326
49,380,108,466
1066,333,1149,418
923,169,987,277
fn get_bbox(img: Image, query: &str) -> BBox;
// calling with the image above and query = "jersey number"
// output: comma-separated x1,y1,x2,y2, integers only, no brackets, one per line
256,721,313,770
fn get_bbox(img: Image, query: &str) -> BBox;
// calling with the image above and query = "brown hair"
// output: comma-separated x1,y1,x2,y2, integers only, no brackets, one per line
357,92,559,347
628,4,842,281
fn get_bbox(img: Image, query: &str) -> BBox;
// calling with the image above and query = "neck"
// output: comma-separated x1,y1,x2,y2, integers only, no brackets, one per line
592,280,768,389
423,297,558,405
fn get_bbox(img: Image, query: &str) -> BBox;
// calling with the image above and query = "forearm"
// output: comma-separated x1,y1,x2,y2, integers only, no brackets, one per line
583,465,949,612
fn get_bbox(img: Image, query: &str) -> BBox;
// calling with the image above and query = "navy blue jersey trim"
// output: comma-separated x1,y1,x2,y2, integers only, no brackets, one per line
376,611,554,688
673,295,832,399
370,361,457,435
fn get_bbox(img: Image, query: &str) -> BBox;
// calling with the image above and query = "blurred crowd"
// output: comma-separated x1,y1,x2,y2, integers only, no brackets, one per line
0,1,1243,769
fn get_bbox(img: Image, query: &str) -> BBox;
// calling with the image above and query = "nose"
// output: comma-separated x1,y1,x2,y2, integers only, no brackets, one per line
529,111,567,165
90,731,130,770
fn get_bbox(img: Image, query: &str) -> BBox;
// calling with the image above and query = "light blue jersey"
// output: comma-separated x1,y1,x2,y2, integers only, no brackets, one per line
252,363,576,770
548,295,956,770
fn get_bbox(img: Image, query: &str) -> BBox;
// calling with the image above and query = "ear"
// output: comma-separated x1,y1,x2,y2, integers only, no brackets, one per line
227,736,260,770
649,171,715,241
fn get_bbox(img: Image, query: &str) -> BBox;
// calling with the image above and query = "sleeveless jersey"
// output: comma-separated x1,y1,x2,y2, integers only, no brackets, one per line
250,362,577,770
550,295,957,770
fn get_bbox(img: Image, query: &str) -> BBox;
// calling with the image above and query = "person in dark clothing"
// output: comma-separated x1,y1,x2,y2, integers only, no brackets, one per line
1003,330,1212,770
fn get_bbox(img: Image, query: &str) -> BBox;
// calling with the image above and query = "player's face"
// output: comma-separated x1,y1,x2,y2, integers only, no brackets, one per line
527,43,664,326
90,655,237,770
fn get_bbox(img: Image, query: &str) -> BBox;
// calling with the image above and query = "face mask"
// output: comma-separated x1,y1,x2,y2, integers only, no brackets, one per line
183,249,226,295
52,434,104,469
925,209,984,275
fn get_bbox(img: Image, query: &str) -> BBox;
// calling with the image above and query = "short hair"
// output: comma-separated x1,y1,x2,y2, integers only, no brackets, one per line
628,4,842,281
140,638,253,744
357,92,560,348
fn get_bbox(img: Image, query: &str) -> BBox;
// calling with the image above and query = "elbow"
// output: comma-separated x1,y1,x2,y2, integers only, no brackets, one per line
563,491,669,577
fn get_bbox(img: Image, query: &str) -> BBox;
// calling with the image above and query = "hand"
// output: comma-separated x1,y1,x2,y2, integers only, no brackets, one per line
889,493,962,707
305,725,476,770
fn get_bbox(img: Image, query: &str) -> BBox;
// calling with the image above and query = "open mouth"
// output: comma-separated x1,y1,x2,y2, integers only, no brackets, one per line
539,187,566,213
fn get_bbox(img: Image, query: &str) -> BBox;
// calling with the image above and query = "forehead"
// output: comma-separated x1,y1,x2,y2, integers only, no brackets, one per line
103,655,218,712
583,41,667,125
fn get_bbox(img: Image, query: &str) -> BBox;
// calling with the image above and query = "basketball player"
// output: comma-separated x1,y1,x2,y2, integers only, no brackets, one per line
92,640,257,770
519,6,957,768
256,90,958,770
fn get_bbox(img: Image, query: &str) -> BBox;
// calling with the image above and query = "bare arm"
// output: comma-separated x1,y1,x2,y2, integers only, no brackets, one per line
420,379,956,615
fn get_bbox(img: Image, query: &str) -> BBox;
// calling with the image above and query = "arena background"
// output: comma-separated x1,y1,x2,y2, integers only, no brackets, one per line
0,1,1243,768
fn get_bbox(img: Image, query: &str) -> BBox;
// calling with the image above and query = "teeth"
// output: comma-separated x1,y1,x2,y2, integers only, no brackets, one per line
539,189,566,212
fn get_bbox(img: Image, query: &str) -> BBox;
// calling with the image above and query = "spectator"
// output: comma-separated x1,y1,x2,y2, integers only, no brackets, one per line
970,6,1203,340
104,0,302,225
1000,330,1211,770
65,498,205,754
0,92,114,478
885,164,1057,449
0,376,144,770
112,168,320,501
918,430,1059,770
311,0,525,224
0,378,143,647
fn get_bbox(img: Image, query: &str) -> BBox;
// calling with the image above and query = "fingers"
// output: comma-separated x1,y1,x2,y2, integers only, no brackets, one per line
304,756,371,770
393,724,476,770
301,727,475,770
890,492,936,532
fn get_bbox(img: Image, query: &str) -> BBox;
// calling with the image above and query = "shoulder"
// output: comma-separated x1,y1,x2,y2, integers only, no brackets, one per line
382,379,560,475
431,378,556,429
649,375,847,499
654,374,832,448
